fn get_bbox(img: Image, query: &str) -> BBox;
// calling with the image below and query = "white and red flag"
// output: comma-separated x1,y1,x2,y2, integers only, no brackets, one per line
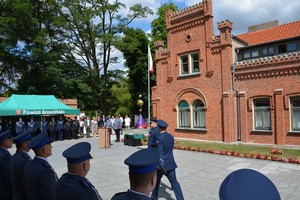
148,45,154,73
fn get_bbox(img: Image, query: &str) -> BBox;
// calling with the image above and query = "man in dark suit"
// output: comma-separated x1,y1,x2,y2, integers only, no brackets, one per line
111,148,160,200
56,142,102,200
10,131,32,200
147,119,159,149
24,132,58,200
0,130,13,200
151,119,184,200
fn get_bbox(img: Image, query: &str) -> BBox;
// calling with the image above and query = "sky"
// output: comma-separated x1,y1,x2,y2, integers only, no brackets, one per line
111,0,300,70
126,0,300,35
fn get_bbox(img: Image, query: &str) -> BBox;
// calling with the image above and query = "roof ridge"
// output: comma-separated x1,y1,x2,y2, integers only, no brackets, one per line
237,20,300,37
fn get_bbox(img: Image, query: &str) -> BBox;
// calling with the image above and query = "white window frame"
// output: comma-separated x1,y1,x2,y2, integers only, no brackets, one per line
179,51,200,75
253,98,271,130
178,101,190,128
193,100,205,128
290,96,300,131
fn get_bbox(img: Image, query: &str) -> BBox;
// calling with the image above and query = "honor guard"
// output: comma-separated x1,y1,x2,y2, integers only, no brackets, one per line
111,148,160,200
147,119,159,148
24,132,58,200
0,130,13,200
15,117,25,135
151,120,184,200
56,142,103,200
219,168,281,200
10,131,32,200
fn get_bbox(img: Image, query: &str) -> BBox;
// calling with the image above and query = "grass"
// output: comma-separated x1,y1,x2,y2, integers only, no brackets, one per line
175,139,300,159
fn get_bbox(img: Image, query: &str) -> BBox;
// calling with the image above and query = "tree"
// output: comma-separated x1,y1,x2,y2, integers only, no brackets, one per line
150,3,178,47
54,0,153,114
115,27,150,117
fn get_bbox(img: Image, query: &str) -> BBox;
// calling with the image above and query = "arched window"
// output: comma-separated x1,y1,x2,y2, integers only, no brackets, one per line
193,100,205,128
178,101,190,127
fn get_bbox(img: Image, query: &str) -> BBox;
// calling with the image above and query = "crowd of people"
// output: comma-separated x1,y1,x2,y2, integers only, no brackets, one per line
0,114,132,142
0,116,281,200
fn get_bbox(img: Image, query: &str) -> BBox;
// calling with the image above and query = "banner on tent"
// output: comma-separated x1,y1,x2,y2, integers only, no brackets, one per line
16,109,65,115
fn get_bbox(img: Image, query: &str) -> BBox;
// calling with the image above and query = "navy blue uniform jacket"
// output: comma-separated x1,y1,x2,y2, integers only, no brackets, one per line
56,173,102,200
0,148,12,199
24,157,58,200
111,189,151,200
147,127,160,148
10,151,31,200
157,131,177,170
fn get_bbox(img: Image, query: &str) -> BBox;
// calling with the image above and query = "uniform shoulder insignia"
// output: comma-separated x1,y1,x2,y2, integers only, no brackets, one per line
80,179,93,189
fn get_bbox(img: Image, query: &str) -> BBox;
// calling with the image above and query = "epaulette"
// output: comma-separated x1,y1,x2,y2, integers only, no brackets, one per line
80,179,93,189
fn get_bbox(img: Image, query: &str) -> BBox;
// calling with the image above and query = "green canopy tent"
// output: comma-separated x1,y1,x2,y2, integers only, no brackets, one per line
0,94,80,116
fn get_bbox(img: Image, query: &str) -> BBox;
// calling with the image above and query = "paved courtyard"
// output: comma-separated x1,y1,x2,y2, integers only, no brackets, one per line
8,129,300,200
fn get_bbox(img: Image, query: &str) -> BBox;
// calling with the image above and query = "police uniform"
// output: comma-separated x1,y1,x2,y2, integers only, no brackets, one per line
10,131,32,200
151,120,184,200
27,120,36,137
0,130,13,200
15,120,25,135
56,118,64,140
40,119,48,134
147,119,160,148
111,148,160,200
24,132,57,200
56,142,103,200
219,168,281,200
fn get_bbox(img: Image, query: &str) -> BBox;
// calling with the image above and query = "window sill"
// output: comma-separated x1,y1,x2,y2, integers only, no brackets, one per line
177,72,201,79
250,130,272,134
288,131,300,134
175,128,207,133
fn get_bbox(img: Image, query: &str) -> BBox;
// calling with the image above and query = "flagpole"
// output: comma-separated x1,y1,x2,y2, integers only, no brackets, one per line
148,53,151,127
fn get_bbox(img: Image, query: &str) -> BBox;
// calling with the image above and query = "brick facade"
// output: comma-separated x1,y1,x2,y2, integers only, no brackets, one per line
152,0,300,146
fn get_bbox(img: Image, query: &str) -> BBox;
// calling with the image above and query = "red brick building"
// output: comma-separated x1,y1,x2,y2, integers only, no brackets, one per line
152,0,300,145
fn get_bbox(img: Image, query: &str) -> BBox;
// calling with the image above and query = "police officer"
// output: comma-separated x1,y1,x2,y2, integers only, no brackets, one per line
71,116,80,139
40,117,48,135
219,168,281,200
0,130,13,200
48,117,56,140
24,132,58,200
56,142,103,200
27,117,36,137
56,116,65,141
10,131,32,200
147,119,159,148
15,117,25,135
111,148,160,200
151,119,184,200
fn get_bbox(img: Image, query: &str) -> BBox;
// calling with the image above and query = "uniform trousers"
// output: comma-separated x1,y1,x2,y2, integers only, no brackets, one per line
151,168,184,200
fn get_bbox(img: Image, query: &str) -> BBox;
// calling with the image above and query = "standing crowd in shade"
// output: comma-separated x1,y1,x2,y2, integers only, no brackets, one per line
0,116,281,200
0,113,133,142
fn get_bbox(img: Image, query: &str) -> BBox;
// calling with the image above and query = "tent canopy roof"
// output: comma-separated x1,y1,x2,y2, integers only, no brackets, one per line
0,94,80,116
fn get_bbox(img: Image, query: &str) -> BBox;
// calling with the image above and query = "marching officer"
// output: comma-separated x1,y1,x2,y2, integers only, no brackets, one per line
0,130,13,200
147,118,160,148
56,142,103,200
10,131,32,200
24,132,58,200
15,117,25,135
151,119,184,200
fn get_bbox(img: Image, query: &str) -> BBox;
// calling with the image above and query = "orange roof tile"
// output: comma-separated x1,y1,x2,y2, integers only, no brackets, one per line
236,20,300,46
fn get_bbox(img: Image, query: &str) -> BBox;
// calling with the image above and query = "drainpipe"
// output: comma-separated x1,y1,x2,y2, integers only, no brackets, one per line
231,63,241,142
